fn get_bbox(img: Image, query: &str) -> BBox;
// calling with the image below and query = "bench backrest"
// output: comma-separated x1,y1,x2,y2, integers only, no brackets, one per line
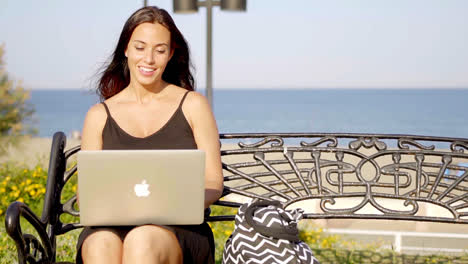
45,132,468,237
211,133,468,224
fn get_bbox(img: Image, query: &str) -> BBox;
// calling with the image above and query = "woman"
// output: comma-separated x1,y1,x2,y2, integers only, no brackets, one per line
78,6,223,264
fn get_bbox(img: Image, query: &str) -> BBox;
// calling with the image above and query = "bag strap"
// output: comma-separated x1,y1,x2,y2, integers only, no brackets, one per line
245,200,300,242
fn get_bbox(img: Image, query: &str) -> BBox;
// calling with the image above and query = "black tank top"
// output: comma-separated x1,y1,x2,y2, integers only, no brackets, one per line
101,91,197,150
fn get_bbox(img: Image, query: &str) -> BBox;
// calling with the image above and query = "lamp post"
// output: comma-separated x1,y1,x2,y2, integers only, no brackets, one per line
173,0,247,108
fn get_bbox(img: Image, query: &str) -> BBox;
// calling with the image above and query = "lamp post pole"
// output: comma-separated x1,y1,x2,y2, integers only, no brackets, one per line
173,0,246,109
206,0,213,107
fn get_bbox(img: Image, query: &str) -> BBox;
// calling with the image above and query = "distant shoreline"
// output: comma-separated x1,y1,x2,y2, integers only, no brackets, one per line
0,137,239,168
0,137,81,168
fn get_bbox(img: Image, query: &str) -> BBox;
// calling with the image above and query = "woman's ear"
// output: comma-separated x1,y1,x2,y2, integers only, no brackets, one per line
169,48,174,60
124,47,128,57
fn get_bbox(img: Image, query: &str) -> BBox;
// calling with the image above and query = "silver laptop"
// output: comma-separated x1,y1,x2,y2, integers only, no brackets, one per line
77,150,205,226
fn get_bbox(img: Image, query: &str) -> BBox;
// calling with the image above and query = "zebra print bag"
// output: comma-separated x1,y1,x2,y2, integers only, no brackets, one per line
222,199,319,264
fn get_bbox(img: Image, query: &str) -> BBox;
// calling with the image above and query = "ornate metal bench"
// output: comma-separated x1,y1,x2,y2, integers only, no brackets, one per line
5,131,468,263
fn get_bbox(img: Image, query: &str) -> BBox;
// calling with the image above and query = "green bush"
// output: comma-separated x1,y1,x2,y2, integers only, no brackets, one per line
0,44,36,155
0,163,47,216
0,161,78,262
208,206,237,262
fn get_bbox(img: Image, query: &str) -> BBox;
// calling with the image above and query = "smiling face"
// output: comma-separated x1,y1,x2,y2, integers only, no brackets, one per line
125,22,173,89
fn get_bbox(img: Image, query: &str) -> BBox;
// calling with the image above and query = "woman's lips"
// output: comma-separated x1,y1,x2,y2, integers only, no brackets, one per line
138,66,156,76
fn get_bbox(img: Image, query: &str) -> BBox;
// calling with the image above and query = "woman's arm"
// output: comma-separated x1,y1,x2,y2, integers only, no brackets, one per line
184,92,223,208
77,103,107,204
81,104,107,151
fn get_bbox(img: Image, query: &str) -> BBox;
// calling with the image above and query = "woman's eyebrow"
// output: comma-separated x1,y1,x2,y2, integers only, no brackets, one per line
132,40,169,47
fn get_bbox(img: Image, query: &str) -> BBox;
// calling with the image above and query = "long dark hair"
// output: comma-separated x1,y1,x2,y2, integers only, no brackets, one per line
97,6,194,100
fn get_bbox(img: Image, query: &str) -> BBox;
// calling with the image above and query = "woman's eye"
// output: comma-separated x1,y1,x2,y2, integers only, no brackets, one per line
135,47,144,51
156,50,166,54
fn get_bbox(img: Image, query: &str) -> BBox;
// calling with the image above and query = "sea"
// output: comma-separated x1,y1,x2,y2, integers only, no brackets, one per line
29,89,468,139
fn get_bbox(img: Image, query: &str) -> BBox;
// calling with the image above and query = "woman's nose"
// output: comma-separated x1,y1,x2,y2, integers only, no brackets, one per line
144,50,155,64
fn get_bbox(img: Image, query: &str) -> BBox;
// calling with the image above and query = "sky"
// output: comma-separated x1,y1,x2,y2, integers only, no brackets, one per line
1,0,467,90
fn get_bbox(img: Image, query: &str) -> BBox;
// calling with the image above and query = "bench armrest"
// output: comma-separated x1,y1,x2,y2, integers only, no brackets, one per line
5,201,54,264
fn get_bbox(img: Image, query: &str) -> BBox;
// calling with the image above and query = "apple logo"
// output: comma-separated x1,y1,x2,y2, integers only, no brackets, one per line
134,180,150,197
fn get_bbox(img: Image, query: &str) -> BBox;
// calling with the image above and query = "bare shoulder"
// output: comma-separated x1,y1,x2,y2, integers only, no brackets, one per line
181,91,213,128
84,103,107,124
184,91,210,110
81,103,107,150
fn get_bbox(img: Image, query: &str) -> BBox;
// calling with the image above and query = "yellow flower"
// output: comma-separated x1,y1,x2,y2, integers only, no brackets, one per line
26,179,32,185
0,209,3,215
0,187,5,193
40,188,46,193
29,190,36,196
5,176,11,181
72,185,77,192
12,186,18,191
17,198,24,203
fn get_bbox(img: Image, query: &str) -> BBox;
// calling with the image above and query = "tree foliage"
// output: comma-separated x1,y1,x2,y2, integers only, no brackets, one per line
0,45,35,154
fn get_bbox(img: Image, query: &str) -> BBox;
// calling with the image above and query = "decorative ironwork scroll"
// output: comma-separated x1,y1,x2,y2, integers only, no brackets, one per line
216,133,468,223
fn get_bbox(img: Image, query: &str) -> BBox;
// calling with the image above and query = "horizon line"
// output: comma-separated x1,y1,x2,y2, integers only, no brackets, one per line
29,86,468,91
